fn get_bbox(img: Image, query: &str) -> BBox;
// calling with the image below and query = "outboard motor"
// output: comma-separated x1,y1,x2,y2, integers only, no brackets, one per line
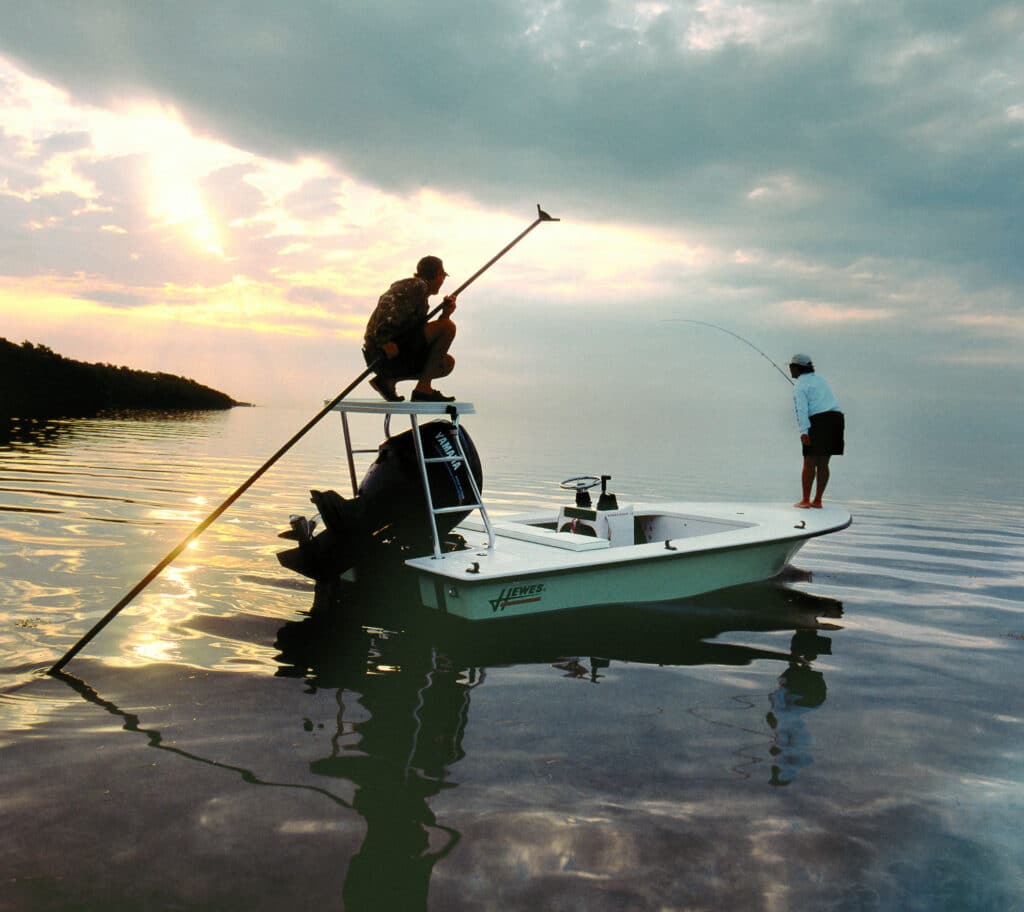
358,419,483,544
277,419,483,581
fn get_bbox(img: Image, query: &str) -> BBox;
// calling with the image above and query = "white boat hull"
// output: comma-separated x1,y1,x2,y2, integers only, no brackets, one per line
406,502,851,621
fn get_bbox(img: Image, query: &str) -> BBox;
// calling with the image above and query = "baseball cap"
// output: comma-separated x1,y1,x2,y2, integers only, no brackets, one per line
416,255,447,280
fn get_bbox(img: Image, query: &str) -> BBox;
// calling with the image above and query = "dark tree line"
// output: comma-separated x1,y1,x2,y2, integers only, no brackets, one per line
0,338,245,418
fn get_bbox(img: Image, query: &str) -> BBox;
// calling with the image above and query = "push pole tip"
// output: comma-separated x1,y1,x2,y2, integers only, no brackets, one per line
537,204,559,222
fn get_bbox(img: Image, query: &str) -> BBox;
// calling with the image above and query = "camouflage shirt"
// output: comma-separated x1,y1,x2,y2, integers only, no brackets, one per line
363,277,429,353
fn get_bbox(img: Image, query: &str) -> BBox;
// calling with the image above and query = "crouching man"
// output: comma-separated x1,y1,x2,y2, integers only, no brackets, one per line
363,255,457,403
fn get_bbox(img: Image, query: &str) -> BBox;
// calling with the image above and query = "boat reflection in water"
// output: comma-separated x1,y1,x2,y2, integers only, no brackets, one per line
272,575,842,908
275,601,472,911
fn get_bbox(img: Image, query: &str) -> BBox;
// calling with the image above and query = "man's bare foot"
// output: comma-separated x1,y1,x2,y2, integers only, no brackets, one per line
810,501,823,508
794,500,812,508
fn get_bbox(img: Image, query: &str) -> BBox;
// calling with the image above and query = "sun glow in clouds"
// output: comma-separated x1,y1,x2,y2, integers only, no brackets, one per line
149,155,226,258
110,103,250,259
0,53,724,353
1,63,246,257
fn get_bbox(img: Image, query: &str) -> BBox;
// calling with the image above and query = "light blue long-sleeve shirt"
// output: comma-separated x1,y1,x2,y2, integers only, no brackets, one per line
793,373,841,435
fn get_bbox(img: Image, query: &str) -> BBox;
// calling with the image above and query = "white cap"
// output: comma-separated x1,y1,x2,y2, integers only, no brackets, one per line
790,353,813,367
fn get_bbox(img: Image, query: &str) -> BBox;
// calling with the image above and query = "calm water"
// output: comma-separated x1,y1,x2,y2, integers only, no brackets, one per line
1,406,1023,911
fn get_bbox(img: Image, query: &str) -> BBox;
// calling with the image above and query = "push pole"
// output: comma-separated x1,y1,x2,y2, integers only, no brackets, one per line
426,205,559,319
47,369,370,675
48,205,559,675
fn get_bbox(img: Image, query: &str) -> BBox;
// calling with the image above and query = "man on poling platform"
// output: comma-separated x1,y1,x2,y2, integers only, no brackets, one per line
789,353,845,508
363,255,458,403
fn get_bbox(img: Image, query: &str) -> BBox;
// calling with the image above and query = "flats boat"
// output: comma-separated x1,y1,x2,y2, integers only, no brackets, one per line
277,400,851,621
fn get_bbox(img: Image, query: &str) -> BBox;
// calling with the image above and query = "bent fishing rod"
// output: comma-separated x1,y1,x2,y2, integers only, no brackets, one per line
49,204,560,675
675,319,794,386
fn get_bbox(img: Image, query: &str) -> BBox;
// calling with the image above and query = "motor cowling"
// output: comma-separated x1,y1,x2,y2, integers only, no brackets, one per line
277,419,483,581
359,419,483,545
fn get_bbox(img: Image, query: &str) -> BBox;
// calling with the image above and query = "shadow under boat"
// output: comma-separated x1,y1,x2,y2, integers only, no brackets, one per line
274,571,843,684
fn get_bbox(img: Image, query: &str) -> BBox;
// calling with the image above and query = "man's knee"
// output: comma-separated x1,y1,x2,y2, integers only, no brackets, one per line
424,317,455,347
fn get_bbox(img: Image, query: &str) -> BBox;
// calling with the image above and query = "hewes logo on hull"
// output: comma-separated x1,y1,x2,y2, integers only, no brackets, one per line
489,583,545,612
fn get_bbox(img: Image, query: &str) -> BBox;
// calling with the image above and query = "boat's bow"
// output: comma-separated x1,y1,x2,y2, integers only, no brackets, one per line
406,501,852,620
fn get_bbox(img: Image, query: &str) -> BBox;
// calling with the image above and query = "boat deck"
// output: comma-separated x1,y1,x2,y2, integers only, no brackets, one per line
406,502,852,582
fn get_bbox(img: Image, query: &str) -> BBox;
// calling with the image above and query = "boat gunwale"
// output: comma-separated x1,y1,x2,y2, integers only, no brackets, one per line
407,504,852,583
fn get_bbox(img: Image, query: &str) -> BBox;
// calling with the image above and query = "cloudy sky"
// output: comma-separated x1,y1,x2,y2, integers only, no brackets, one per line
0,1,1021,453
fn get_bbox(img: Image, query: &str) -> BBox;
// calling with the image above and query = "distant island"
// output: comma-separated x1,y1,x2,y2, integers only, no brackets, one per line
1,338,250,419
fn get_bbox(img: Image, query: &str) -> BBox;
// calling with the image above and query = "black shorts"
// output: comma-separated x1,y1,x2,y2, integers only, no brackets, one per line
364,329,428,380
803,410,845,457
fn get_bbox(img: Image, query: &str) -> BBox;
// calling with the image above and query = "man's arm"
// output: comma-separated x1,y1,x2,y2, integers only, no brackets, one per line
793,385,811,436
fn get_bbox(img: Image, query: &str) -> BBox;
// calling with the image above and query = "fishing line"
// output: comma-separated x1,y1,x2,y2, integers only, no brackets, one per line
673,319,793,386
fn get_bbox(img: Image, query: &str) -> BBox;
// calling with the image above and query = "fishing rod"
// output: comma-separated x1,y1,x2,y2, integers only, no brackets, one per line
676,319,794,386
48,204,560,675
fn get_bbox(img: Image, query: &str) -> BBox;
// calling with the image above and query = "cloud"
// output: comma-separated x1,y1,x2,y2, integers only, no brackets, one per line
0,4,1018,223
776,300,895,324
947,311,1024,338
1,6,1019,251
76,288,149,309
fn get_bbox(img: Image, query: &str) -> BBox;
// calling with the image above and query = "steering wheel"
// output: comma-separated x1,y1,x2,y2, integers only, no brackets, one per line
559,475,601,492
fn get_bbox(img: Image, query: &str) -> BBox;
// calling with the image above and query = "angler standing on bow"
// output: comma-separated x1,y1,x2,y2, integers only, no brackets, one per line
363,255,458,403
790,353,845,509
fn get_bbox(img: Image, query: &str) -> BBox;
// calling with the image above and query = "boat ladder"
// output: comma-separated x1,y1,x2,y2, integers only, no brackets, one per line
330,399,495,560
